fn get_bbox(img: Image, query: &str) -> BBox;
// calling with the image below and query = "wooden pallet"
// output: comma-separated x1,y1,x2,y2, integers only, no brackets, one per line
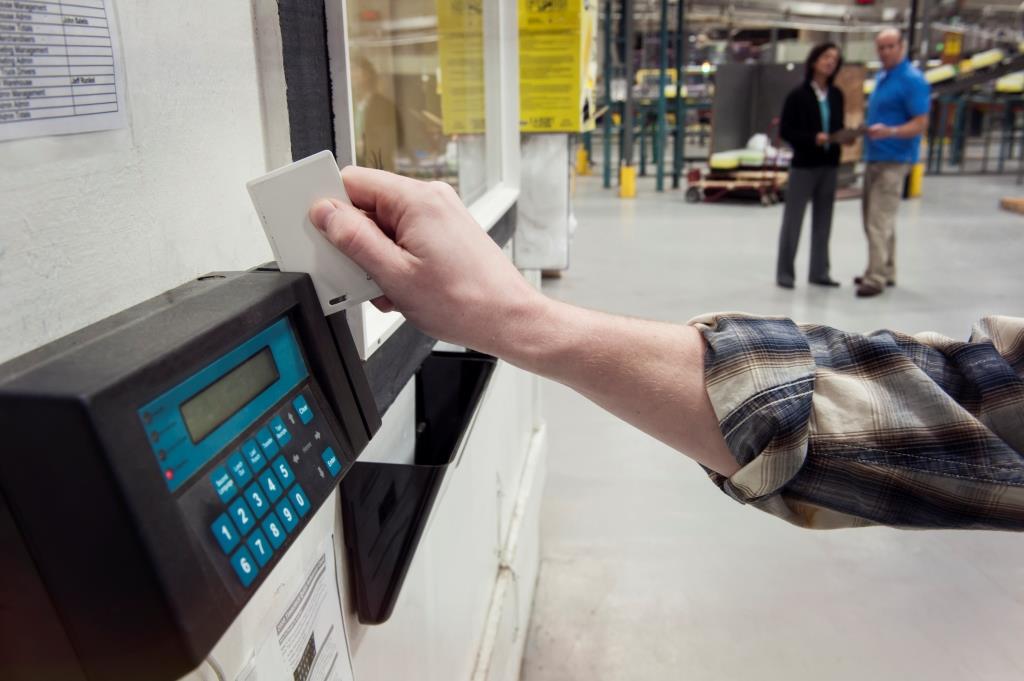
999,197,1024,214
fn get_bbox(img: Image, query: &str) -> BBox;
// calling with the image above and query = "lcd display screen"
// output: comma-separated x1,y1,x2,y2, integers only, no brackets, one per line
180,347,279,443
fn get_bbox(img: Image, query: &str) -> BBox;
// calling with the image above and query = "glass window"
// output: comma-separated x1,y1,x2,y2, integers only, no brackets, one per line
346,0,488,204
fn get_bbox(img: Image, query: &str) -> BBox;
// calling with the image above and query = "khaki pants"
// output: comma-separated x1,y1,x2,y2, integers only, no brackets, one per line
861,162,910,290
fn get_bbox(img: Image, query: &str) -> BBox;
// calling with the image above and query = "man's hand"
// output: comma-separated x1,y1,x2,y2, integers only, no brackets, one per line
815,132,829,146
308,167,544,356
868,114,928,141
867,123,891,140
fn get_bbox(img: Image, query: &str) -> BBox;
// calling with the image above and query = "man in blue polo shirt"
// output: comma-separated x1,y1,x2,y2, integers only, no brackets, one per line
855,28,931,297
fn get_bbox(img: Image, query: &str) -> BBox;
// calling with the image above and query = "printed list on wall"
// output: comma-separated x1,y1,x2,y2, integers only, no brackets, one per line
0,0,127,142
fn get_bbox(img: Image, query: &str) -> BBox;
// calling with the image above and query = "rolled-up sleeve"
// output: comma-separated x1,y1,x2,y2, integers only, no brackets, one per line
689,313,1024,531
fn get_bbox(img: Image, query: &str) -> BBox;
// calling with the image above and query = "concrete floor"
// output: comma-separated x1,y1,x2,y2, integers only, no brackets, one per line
522,173,1024,681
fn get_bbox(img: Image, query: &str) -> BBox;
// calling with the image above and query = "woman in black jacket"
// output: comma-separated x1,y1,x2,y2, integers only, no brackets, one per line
776,43,847,289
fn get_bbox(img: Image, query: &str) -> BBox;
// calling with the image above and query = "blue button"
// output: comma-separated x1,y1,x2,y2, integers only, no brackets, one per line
256,427,279,457
227,497,255,535
276,498,300,533
210,466,237,502
244,483,270,519
272,456,295,486
258,468,283,502
226,451,251,486
270,416,291,446
261,512,287,549
241,439,266,472
246,528,274,567
230,546,259,587
321,447,341,477
293,394,313,424
290,485,311,518
210,513,239,554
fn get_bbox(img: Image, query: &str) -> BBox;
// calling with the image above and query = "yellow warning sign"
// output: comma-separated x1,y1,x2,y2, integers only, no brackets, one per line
437,0,485,135
437,0,598,134
519,0,598,133
942,31,963,63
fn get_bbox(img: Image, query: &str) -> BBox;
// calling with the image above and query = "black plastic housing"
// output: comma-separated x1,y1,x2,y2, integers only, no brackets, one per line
340,351,496,624
0,271,379,681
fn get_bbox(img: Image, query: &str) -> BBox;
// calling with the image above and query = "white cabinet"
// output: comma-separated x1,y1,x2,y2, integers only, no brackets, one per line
473,421,547,681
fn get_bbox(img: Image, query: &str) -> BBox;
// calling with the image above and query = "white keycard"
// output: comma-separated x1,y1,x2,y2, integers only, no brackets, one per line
247,150,382,314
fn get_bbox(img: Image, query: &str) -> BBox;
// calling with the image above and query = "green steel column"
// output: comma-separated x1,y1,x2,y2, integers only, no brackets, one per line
998,101,1012,173
639,121,647,175
672,0,685,188
907,0,919,62
935,97,949,173
602,0,613,188
951,95,967,167
655,0,668,190
1019,114,1024,184
920,0,932,59
621,0,635,167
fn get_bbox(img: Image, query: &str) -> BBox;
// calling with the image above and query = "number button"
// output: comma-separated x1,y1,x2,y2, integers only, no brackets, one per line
210,513,239,554
210,466,237,503
272,456,294,486
292,394,314,424
276,498,299,533
228,497,254,535
256,427,279,457
261,512,287,549
244,483,270,519
290,485,311,518
241,439,266,473
230,547,259,587
246,529,274,567
258,469,283,502
226,451,251,486
270,416,291,446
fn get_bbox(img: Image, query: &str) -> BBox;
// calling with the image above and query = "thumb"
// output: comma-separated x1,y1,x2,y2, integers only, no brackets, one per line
309,199,407,286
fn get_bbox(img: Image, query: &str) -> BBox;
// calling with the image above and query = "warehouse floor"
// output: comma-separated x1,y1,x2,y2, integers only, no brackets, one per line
522,172,1024,681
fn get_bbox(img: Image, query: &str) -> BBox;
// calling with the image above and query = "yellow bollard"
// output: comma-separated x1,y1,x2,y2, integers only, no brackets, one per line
619,164,637,198
907,136,926,198
575,145,590,176
907,162,925,198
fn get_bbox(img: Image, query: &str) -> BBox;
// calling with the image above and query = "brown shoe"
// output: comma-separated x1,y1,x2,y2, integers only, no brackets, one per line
855,283,884,297
853,276,895,287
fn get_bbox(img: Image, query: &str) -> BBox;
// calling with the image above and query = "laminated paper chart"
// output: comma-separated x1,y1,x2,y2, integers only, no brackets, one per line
0,0,127,141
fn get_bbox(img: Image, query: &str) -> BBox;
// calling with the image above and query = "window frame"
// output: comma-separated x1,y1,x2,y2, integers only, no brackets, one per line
324,0,520,359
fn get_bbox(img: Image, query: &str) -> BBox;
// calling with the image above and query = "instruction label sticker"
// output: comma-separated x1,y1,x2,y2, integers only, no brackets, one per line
0,0,127,142
518,0,598,133
436,0,485,135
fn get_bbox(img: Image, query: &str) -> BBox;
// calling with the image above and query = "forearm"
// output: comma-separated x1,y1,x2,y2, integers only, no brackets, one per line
492,296,739,477
310,168,739,478
890,115,928,139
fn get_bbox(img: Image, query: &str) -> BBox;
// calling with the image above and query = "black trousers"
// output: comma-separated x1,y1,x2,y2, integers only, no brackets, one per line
775,165,838,285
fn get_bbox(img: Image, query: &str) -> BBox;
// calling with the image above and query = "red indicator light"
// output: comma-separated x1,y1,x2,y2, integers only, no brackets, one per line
165,470,174,480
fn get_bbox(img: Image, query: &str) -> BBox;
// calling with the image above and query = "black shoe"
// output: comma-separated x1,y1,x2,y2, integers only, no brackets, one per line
777,279,794,289
809,278,841,287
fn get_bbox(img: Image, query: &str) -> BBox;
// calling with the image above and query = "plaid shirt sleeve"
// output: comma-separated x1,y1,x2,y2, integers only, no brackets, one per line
689,313,1024,530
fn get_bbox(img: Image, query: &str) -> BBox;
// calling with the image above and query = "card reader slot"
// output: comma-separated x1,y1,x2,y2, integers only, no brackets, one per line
340,351,495,625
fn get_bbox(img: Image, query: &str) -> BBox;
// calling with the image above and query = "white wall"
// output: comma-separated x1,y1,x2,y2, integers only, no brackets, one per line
0,2,272,363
